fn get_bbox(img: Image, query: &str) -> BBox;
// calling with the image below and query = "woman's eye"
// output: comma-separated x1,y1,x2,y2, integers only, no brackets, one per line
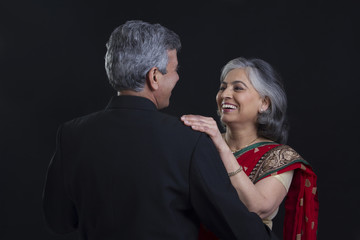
234,86,244,91
219,86,226,91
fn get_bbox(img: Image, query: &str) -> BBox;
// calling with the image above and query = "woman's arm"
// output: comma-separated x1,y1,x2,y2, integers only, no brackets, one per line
181,115,289,219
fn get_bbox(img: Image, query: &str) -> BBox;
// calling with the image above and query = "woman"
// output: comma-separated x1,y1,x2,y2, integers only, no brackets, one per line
181,57,319,240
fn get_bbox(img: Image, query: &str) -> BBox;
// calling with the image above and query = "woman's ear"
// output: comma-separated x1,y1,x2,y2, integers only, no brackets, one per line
259,96,270,113
147,67,160,90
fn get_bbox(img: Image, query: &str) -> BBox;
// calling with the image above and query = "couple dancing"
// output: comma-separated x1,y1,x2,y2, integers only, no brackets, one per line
43,20,318,240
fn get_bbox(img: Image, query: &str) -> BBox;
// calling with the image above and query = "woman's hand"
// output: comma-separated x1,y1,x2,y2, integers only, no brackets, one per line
181,115,228,153
181,115,220,138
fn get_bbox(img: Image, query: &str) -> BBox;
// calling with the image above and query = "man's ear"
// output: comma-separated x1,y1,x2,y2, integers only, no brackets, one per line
147,67,161,91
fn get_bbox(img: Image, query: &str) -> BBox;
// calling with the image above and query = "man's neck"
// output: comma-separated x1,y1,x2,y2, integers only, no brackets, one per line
118,90,158,109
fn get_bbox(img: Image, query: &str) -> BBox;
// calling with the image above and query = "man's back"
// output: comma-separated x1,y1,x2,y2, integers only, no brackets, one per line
43,96,272,240
63,95,201,239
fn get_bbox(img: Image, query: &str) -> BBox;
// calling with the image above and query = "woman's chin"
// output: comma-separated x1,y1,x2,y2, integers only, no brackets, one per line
220,116,232,125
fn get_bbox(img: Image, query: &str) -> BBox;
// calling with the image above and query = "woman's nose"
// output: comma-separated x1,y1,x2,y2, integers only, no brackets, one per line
221,87,232,99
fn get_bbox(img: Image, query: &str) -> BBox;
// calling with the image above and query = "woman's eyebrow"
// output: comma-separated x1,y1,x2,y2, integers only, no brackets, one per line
220,81,227,85
220,80,248,87
231,80,248,88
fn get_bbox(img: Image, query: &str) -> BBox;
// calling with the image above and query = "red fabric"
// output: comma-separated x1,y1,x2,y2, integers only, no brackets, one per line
282,163,319,240
233,143,280,176
198,143,319,240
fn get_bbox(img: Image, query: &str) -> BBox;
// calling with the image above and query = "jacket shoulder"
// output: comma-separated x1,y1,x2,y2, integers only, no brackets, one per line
156,111,203,137
62,110,105,129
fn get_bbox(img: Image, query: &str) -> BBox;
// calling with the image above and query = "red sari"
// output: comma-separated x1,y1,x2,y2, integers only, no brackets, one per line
198,142,319,240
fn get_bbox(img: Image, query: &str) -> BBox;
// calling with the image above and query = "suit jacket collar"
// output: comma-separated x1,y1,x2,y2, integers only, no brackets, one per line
105,95,158,111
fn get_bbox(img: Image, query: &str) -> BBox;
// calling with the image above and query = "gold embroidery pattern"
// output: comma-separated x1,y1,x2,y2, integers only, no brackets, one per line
249,145,304,182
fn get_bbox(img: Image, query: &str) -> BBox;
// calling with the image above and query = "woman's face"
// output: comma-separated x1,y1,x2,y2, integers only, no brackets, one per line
216,68,267,127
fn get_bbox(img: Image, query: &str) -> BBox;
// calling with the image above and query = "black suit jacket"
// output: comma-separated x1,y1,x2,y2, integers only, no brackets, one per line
43,95,273,240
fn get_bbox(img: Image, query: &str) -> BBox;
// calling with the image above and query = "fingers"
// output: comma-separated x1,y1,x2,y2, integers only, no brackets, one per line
189,123,209,133
189,122,215,136
181,117,216,130
180,115,219,137
181,115,215,125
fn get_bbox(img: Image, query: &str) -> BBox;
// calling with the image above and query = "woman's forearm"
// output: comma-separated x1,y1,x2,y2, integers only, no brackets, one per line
216,145,278,219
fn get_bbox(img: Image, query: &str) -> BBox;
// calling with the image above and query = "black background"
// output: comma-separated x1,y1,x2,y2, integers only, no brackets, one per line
1,0,359,239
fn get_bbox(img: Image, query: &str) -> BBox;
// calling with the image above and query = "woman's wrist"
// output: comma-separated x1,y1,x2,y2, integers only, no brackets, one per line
228,165,243,177
212,134,230,152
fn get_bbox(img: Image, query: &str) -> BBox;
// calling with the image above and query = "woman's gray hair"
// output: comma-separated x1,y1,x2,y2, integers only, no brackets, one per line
220,57,289,143
105,20,181,92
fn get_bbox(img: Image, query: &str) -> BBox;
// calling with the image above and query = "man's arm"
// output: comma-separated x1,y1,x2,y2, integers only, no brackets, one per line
189,134,273,240
42,125,78,234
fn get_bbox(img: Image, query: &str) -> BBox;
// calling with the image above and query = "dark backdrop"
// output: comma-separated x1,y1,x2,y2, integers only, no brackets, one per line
1,0,359,239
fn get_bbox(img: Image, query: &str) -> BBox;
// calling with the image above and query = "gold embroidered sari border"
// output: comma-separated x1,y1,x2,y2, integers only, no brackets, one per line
249,145,309,183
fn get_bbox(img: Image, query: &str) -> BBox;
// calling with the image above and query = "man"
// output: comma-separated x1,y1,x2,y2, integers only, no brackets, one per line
43,20,275,239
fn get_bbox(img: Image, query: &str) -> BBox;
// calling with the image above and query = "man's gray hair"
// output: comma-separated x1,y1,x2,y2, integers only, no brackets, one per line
220,57,289,144
105,20,181,92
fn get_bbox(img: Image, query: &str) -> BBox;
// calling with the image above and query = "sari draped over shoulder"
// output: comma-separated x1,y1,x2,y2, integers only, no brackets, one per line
198,142,319,240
